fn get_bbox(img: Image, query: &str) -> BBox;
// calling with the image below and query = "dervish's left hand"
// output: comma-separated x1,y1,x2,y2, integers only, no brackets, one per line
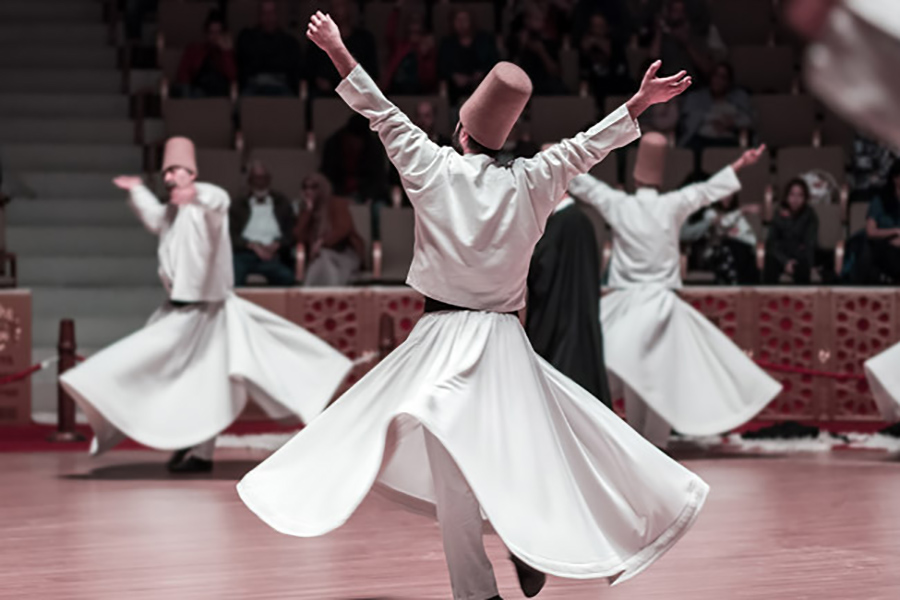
625,60,692,120
732,145,766,172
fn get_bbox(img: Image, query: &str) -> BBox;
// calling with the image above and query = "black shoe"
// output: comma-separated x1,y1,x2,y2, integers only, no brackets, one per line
168,456,213,474
167,448,190,470
510,554,546,598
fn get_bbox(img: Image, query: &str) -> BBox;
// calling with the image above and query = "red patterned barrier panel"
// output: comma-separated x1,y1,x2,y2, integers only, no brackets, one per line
238,286,900,423
0,291,31,424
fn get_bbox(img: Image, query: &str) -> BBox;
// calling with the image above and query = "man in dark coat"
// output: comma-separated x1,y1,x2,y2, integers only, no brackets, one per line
526,182,611,407
230,160,297,286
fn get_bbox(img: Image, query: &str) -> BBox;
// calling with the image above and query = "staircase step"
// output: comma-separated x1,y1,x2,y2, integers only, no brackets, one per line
32,286,165,318
0,2,103,22
0,24,108,45
0,144,142,172
9,226,157,256
0,46,117,69
8,172,125,198
0,69,121,94
19,257,159,286
7,199,138,227
0,118,134,144
0,93,129,118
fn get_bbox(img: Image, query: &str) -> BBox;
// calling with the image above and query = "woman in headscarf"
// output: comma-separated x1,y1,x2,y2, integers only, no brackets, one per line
295,172,364,286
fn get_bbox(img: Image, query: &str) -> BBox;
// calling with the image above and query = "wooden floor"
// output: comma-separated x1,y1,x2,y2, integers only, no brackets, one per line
3,448,900,600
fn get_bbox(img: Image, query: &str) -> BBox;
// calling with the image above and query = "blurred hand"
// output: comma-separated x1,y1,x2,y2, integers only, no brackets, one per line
113,176,142,190
250,243,275,262
733,145,767,171
307,11,343,54
785,260,796,275
169,185,196,206
217,33,233,51
785,0,839,39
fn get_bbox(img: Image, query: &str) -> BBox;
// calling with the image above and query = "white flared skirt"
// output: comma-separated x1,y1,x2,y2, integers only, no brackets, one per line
238,309,709,585
602,287,781,436
865,341,900,421
60,294,353,455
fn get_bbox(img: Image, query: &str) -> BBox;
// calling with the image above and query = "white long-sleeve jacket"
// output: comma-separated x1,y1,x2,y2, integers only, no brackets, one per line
129,182,233,302
337,64,640,312
569,167,741,289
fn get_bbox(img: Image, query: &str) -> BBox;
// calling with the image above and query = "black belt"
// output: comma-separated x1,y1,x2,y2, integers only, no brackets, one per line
423,296,519,317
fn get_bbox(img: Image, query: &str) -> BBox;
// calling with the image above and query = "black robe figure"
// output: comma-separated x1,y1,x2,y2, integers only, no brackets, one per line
526,200,611,407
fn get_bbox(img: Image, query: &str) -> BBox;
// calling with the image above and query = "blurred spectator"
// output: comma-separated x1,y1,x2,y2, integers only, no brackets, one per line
236,0,303,96
629,0,712,47
572,0,632,45
308,0,378,96
681,193,760,284
863,161,900,282
230,160,297,286
649,0,723,82
173,10,236,98
579,12,634,107
678,62,753,170
382,7,438,94
438,9,499,105
295,173,364,286
763,178,818,284
125,0,158,42
849,135,900,204
496,117,541,165
507,3,568,95
321,114,389,203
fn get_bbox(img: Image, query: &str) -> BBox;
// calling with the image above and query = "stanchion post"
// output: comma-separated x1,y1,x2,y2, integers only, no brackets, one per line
48,319,85,442
378,314,396,360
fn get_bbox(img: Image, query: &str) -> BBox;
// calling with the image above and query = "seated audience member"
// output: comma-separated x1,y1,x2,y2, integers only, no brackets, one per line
307,0,378,95
649,0,723,81
230,161,297,286
382,8,438,94
438,9,499,105
580,12,634,106
235,0,302,96
295,173,364,287
682,193,760,284
572,0,632,45
507,3,568,95
321,114,389,203
678,62,754,169
763,178,818,284
863,160,900,282
849,135,900,204
174,10,236,98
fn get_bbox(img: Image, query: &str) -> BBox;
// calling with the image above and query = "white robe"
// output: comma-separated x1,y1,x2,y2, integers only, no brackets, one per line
60,183,352,455
568,170,782,437
865,342,900,421
238,64,709,585
805,0,900,149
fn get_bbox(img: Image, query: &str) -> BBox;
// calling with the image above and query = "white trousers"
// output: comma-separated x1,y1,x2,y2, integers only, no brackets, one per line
624,388,672,449
424,429,500,600
188,436,217,461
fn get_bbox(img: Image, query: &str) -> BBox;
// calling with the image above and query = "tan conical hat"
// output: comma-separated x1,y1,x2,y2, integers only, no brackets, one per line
162,137,197,174
633,132,667,188
459,62,532,151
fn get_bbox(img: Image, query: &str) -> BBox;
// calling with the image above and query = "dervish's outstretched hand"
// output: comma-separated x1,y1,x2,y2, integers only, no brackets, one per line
732,145,767,172
625,60,692,121
307,11,358,79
